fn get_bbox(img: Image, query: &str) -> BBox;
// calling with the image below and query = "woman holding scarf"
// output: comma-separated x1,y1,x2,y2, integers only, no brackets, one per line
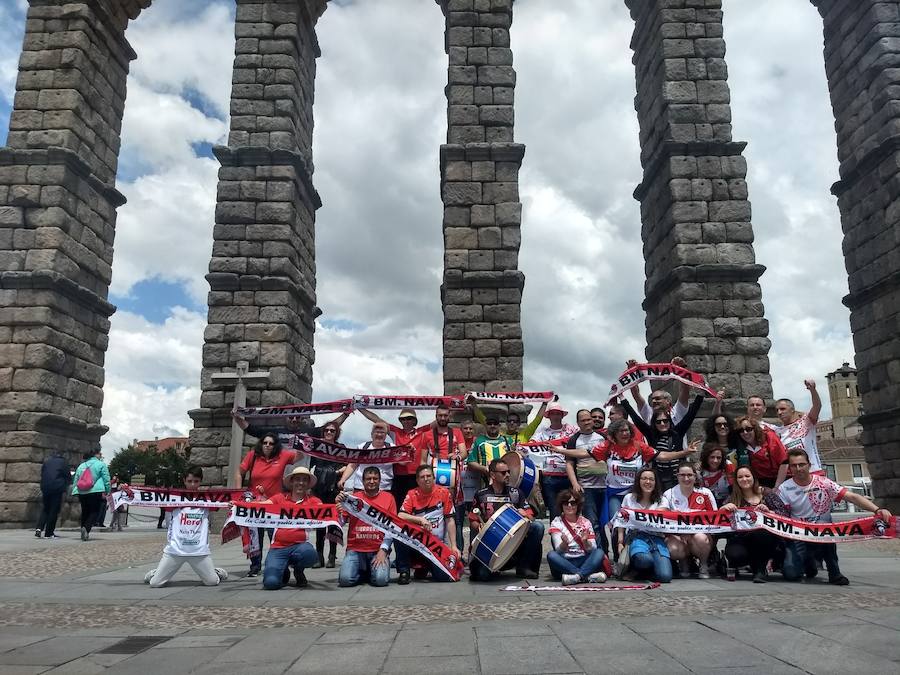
309,422,344,568
547,489,607,585
616,467,672,583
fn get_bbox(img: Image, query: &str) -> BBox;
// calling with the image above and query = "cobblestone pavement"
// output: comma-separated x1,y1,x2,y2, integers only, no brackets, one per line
0,536,164,578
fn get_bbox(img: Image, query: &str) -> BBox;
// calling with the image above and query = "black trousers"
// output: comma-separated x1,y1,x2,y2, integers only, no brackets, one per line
724,530,779,574
36,490,64,537
78,493,105,533
391,474,417,511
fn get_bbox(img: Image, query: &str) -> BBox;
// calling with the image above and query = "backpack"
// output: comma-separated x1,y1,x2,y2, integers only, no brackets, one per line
76,464,96,492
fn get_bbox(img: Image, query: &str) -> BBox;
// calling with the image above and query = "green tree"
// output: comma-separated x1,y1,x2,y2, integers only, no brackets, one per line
109,444,191,487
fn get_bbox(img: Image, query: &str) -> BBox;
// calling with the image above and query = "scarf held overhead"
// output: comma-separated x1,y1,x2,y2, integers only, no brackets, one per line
466,391,556,405
612,507,898,543
606,363,718,404
341,494,463,581
292,435,413,464
352,394,467,410
233,399,354,432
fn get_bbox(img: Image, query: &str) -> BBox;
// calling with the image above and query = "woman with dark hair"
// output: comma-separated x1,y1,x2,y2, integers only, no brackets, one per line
734,416,789,488
623,394,703,490
698,443,735,506
547,489,606,585
616,467,672,583
722,466,779,583
705,413,746,469
663,460,717,579
234,433,297,577
310,422,343,568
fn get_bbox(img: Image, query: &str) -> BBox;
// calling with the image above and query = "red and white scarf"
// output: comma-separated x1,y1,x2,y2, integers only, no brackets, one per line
111,486,251,509
606,363,718,405
352,394,467,410
467,391,555,405
613,507,897,543
227,500,341,529
340,494,463,581
292,435,413,464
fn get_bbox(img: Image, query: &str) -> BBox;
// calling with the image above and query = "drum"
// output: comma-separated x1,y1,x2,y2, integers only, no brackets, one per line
432,457,457,491
501,451,540,500
470,504,529,572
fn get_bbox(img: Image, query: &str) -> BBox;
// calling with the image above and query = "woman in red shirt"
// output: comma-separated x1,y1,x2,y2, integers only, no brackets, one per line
234,433,297,577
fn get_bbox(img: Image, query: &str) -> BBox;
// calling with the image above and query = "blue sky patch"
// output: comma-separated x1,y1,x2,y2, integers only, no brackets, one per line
320,317,366,333
111,278,204,322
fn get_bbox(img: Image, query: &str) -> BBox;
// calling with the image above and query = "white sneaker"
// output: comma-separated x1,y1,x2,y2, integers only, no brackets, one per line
214,567,228,582
561,573,581,586
144,569,156,584
698,564,710,579
587,572,607,583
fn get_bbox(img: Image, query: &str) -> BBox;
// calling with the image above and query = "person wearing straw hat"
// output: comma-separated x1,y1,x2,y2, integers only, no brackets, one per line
260,466,323,590
532,402,577,520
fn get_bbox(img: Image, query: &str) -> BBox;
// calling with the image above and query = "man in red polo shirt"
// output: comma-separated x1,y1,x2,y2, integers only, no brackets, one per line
359,406,430,508
336,466,397,587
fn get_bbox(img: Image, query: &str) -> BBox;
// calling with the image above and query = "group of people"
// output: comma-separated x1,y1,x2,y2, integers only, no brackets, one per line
138,357,890,589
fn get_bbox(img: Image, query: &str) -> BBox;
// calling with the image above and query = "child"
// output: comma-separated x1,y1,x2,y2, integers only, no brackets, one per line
144,466,228,587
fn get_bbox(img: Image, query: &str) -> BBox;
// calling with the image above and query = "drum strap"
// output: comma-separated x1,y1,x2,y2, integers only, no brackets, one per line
560,517,587,552
433,427,442,459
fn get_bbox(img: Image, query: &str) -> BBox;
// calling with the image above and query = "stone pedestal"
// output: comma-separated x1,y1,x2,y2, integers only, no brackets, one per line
438,0,526,395
812,0,900,510
626,0,773,418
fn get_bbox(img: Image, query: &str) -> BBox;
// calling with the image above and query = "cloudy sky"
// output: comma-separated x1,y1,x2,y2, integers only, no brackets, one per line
0,0,855,450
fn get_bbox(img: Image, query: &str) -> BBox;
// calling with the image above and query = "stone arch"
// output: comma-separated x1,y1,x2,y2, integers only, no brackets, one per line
0,0,151,525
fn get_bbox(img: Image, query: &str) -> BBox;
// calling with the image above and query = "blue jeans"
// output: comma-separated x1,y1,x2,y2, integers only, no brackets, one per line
541,475,570,520
395,543,454,582
547,548,605,580
631,550,673,583
262,542,318,590
783,541,841,581
581,487,608,553
338,549,391,587
470,520,545,581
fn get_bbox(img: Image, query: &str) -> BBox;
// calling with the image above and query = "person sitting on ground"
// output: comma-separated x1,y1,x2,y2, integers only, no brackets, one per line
733,416,788,488
768,449,891,586
662,461,717,579
721,466,778,583
260,467,322,590
547,489,607,585
144,466,227,588
395,464,459,584
616,467,672,583
336,466,396,587
468,459,545,581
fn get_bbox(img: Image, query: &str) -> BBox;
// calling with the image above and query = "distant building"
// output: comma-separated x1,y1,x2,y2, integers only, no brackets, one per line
133,436,189,454
816,362,869,502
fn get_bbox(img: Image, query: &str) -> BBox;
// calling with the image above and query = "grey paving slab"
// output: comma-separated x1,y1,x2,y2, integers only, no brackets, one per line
315,624,399,644
622,617,702,633
156,634,244,649
210,631,322,663
0,667,50,674
190,661,293,675
285,641,391,674
570,648,690,675
845,606,900,630
688,668,806,675
771,610,878,628
698,616,900,674
475,621,555,638
381,655,480,674
643,628,779,669
0,634,51,654
797,623,900,661
390,624,476,657
477,635,581,675
551,622,641,652
108,647,222,674
0,637,121,667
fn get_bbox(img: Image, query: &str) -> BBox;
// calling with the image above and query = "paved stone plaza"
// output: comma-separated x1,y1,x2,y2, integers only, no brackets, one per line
0,526,897,674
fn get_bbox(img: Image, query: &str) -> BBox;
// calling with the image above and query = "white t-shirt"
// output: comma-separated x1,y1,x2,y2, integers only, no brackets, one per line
662,486,717,512
640,399,689,448
163,507,210,557
621,493,669,512
531,423,578,476
764,415,821,471
775,475,845,524
346,442,394,491
549,515,595,557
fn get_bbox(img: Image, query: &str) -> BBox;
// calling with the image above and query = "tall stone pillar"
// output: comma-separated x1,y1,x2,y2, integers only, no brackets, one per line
0,0,146,527
438,0,526,395
812,0,900,510
188,0,327,485
625,0,772,412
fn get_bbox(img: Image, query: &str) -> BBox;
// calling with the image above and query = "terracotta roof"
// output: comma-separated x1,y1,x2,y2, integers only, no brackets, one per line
817,437,865,461
134,436,189,453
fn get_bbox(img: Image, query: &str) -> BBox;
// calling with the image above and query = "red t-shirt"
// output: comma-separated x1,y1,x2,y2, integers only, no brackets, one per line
401,486,454,542
345,489,397,553
415,427,464,461
390,423,431,475
749,429,789,480
269,493,322,548
239,449,297,498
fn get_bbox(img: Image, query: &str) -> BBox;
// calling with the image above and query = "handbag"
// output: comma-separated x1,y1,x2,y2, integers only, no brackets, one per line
76,464,95,492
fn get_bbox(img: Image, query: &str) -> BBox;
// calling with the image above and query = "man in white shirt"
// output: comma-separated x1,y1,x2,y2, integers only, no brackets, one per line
144,466,227,588
773,449,891,585
767,379,823,472
532,402,578,520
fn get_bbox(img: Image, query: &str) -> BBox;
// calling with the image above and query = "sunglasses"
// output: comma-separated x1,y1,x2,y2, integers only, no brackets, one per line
262,441,275,446
563,500,578,506
654,418,670,425
715,422,730,428
739,427,754,433
324,428,337,434
492,469,510,475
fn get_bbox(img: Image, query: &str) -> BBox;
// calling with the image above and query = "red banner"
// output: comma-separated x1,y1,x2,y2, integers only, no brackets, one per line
606,363,718,405
233,399,354,433
352,394,467,410
467,391,556,405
